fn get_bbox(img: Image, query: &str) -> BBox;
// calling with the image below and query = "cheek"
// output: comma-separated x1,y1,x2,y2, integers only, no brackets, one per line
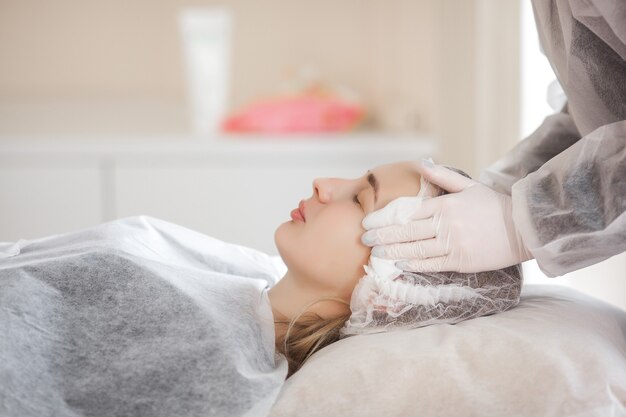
275,205,370,293
311,206,364,253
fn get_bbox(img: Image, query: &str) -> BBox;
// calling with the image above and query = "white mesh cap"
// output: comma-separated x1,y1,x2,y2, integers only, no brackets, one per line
340,259,523,336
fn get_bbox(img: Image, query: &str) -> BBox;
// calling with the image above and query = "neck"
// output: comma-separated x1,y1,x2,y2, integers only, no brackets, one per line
268,269,350,345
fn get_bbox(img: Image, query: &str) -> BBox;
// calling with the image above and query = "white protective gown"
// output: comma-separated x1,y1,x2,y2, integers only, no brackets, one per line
480,0,626,277
0,216,288,417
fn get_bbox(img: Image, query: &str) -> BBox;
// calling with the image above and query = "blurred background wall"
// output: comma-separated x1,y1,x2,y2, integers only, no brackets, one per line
1,0,624,310
0,1,435,134
0,0,521,174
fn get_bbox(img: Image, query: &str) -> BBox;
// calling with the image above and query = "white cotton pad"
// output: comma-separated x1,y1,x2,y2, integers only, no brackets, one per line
364,173,434,279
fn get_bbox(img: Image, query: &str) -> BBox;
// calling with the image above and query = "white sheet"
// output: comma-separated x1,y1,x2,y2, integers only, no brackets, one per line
1,215,289,417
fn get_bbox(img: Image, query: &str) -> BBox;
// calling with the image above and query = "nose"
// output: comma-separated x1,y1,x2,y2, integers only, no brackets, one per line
313,178,333,203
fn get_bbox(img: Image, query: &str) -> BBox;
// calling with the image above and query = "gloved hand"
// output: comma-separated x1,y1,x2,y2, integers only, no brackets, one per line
360,160,534,273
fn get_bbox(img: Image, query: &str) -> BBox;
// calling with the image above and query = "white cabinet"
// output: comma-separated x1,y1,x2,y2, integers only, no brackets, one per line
0,135,435,255
0,163,102,240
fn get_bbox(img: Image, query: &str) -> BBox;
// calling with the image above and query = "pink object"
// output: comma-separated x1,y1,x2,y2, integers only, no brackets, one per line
222,95,364,133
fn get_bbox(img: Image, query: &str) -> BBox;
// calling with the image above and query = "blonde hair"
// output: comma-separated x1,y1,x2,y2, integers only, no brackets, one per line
274,297,351,378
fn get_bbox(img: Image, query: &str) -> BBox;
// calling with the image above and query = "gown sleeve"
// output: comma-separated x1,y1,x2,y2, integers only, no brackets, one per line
479,107,581,196
510,120,626,277
480,0,626,277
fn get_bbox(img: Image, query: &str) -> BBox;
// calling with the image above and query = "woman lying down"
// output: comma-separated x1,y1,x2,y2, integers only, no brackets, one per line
0,161,522,417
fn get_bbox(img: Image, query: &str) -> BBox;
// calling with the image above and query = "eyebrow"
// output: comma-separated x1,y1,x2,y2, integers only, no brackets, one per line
366,170,379,204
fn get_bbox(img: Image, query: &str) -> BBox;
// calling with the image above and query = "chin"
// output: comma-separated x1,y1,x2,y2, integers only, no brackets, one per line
273,222,312,277
274,222,291,265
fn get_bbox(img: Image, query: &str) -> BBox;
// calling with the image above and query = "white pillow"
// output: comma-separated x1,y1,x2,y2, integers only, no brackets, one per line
269,285,626,417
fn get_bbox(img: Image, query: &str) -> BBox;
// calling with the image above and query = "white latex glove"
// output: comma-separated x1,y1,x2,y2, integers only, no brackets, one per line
360,160,534,273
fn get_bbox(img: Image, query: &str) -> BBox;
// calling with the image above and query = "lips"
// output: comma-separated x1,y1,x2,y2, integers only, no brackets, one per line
290,200,306,222
298,200,306,221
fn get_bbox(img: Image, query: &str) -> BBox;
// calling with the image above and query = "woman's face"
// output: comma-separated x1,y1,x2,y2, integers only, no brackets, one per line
274,161,422,301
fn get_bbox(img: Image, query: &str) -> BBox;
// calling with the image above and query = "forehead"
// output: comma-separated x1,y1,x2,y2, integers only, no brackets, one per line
371,161,421,209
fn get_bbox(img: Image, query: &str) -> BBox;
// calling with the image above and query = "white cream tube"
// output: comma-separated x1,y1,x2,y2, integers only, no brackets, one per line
179,8,232,136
